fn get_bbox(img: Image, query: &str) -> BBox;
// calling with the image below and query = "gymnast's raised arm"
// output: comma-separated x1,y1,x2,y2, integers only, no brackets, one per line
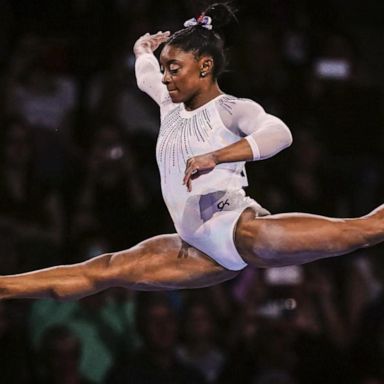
134,31,173,114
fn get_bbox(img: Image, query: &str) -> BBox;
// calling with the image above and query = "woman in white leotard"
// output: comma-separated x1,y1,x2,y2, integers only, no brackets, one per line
136,45,292,271
1,3,384,300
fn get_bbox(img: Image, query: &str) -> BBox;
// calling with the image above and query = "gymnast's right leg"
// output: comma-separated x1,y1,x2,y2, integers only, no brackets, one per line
0,234,238,301
236,204,384,268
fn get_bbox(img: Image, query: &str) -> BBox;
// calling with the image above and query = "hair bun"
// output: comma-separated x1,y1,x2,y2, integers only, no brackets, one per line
203,2,237,29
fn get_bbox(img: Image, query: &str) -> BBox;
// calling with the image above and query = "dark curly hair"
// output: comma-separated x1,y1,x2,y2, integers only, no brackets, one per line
165,3,237,79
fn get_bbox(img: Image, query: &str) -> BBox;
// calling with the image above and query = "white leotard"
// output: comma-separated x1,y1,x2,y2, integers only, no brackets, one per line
135,52,292,270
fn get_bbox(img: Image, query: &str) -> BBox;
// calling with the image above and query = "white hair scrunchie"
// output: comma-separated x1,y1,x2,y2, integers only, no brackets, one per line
183,15,213,30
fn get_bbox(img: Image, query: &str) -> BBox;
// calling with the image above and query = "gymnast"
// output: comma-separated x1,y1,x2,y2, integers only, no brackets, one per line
1,3,383,300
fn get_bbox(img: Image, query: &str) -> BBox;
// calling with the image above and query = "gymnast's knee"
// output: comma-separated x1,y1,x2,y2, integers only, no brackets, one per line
82,252,118,286
87,241,161,287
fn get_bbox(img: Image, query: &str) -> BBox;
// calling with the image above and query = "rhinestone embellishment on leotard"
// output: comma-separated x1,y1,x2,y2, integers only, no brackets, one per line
157,106,214,184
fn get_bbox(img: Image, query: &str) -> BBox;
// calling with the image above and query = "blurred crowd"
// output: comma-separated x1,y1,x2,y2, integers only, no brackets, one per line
0,0,383,383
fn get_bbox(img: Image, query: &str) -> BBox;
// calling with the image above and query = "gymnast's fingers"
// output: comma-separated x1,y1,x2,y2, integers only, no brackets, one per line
183,160,199,191
183,168,194,191
151,31,171,45
135,31,170,53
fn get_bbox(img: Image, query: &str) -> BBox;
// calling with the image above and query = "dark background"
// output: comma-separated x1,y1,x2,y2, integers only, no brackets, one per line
0,1,384,383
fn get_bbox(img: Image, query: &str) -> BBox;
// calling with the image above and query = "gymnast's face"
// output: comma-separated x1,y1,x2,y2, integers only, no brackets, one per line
160,44,213,105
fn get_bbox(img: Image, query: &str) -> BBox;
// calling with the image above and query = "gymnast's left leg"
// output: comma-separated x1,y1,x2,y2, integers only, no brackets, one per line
236,204,384,268
0,234,238,301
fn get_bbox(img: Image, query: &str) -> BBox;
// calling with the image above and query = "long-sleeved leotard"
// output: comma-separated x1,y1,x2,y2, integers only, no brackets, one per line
135,52,292,270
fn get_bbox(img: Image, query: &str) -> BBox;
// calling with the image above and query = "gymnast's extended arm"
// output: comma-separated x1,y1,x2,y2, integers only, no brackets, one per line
184,99,293,190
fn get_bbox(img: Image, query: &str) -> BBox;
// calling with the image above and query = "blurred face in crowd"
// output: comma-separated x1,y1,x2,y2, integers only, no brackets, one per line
89,124,133,185
143,303,178,352
41,329,82,376
160,44,212,104
47,334,81,373
185,303,215,343
91,125,126,164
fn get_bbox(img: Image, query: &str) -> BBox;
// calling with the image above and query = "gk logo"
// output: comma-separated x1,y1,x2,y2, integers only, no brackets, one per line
217,199,230,211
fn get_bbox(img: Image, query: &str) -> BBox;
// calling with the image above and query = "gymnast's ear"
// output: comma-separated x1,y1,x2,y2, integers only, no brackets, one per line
199,56,214,77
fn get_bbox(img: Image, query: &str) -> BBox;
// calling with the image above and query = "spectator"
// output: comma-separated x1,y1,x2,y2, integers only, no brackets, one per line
177,299,226,383
0,117,64,269
72,121,150,250
5,34,76,133
106,292,206,384
29,290,140,383
36,325,93,384
0,301,35,384
86,46,160,137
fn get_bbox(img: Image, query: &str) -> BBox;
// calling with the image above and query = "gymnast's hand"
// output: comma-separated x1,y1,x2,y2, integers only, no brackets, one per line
183,153,217,192
133,31,171,57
